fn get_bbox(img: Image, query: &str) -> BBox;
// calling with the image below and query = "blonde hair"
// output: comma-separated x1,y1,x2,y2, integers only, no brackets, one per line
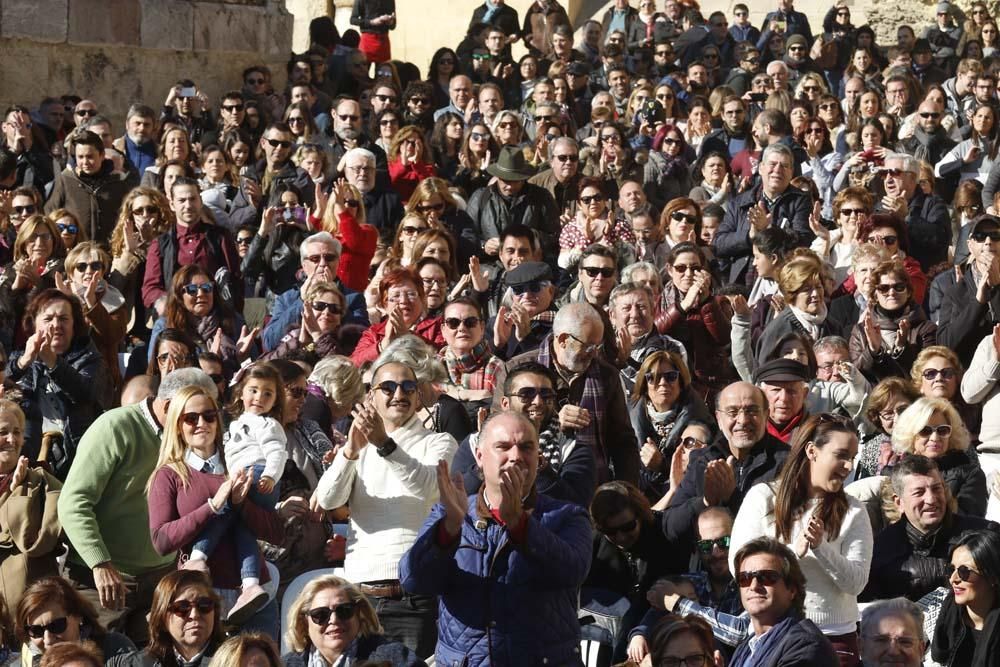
320,183,366,236
851,242,889,271
910,346,962,390
65,241,111,276
891,396,971,454
13,214,66,263
309,356,364,413
304,280,345,309
148,385,222,491
388,125,432,163
777,253,823,300
285,575,382,653
209,632,281,667
110,187,173,257
0,400,25,430
46,208,88,245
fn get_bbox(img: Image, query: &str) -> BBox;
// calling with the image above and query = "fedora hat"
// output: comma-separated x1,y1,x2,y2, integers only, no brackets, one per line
486,145,537,181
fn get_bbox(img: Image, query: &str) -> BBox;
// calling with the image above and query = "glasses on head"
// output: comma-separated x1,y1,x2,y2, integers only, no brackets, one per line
375,379,418,396
918,424,952,438
696,535,731,554
946,563,981,582
222,104,244,112
312,300,343,315
579,194,604,205
444,316,480,330
512,280,550,296
599,517,638,537
875,282,907,294
645,370,681,385
581,265,615,279
922,368,956,381
566,332,601,356
12,205,36,215
25,617,68,639
168,597,214,617
74,261,103,274
871,235,898,246
387,290,420,304
183,282,214,296
720,405,763,419
306,602,358,626
265,138,293,149
182,410,218,426
508,386,557,403
132,205,159,217
972,230,1000,243
305,253,338,265
737,568,783,587
58,223,79,235
416,202,445,213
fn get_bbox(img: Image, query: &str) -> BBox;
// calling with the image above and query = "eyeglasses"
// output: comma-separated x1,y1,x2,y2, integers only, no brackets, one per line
183,282,214,295
346,165,374,174
168,597,215,617
387,291,420,303
871,235,898,246
416,202,445,213
600,517,638,537
375,379,418,395
12,205,36,215
75,108,97,117
972,230,1000,242
737,569,784,587
554,154,579,163
645,370,681,385
567,332,601,355
306,602,358,626
719,405,763,419
918,424,952,438
236,236,253,246
312,300,343,314
878,404,910,421
839,207,866,216
338,114,360,122
25,617,68,639
819,103,839,111
581,266,615,278
444,316,480,330
508,385,557,404
512,280,550,295
74,261,103,273
671,211,698,224
305,253,338,265
58,223,79,235
946,563,981,582
579,194,604,205
401,225,427,236
132,205,159,217
265,138,293,149
921,368,957,381
805,127,824,135
182,410,218,426
682,436,708,449
919,112,942,119
696,535,731,553
875,282,907,294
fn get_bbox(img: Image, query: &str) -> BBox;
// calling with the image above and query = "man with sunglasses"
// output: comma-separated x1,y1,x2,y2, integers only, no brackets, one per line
329,98,388,185
316,358,457,658
724,45,761,96
1,105,54,193
200,91,249,149
60,368,220,643
877,153,950,272
251,122,314,218
490,261,558,359
529,137,586,214
400,411,592,666
939,215,1000,363
862,455,997,602
896,101,956,192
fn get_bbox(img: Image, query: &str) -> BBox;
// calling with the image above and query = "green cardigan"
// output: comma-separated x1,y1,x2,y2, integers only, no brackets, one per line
57,403,176,575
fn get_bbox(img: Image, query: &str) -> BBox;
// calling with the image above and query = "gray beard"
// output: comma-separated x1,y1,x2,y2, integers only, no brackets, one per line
336,127,361,142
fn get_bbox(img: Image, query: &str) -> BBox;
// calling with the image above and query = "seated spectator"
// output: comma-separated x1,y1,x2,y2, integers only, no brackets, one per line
281,574,425,667
47,208,86,253
351,267,445,365
648,615,721,667
876,153,950,272
318,179,378,292
415,256,450,318
962,322,1000,452
197,145,258,233
144,328,197,386
0,214,67,349
856,213,929,308
264,281,347,361
38,641,104,667
609,281,687,393
206,632,281,667
387,125,437,204
242,182,311,300
490,260,558,360
439,296,502,411
859,598,927,667
140,127,196,191
754,358,811,445
558,177,636,270
810,187,873,288
756,253,836,366
855,377,920,480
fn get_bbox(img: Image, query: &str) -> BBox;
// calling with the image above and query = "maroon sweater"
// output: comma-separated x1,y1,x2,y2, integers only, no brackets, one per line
147,465,284,589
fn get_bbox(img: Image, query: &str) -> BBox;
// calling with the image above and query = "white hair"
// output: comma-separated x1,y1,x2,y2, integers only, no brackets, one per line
309,356,364,411
299,231,342,259
373,334,447,384
884,152,920,175
157,368,219,401
344,147,376,166
552,302,604,339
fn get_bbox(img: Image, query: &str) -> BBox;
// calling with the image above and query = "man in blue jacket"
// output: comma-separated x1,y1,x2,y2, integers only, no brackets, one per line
399,412,593,666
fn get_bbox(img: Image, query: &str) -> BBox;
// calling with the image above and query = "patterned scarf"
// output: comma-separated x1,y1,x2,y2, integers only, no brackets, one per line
537,415,562,469
647,403,679,442
444,341,503,391
532,310,557,325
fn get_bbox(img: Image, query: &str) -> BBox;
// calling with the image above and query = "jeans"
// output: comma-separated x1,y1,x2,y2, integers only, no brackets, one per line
191,463,280,580
365,591,438,660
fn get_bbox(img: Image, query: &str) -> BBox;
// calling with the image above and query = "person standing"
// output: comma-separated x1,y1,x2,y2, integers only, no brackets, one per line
351,0,397,64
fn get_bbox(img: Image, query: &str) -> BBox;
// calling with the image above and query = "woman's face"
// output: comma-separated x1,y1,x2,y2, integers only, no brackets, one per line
912,410,952,458
35,299,73,355
926,89,946,108
645,359,680,411
869,225,900,256
769,34,784,55
838,198,866,236
853,49,872,71
26,601,82,651
702,156,726,185
663,130,683,157
660,633,712,667
469,125,490,154
668,251,702,294
56,216,78,250
495,116,520,145
280,190,300,210
165,131,188,161
875,272,909,310
229,141,250,167
306,587,361,659
180,393,218,452
422,240,451,267
417,194,445,224
791,280,824,314
283,376,308,426
379,114,399,141
181,273,214,318
163,165,186,193
446,118,464,141
157,340,192,377
789,107,810,132
920,356,958,399
752,247,778,278
400,219,430,251
313,289,343,334
287,110,307,136
599,508,642,550
71,251,104,289
973,106,995,135
203,150,227,181
437,52,455,76
854,259,879,296
26,225,54,264
983,23,998,44
878,396,911,435
667,207,697,243
0,411,23,473
950,545,996,610
967,41,984,59
818,100,841,126
299,152,323,179
656,86,676,115
418,264,447,310
553,79,569,103
579,186,606,219
520,57,538,80
860,92,880,118
808,431,858,493
383,279,424,326
689,106,710,128
780,339,810,366
860,125,883,149
166,585,215,657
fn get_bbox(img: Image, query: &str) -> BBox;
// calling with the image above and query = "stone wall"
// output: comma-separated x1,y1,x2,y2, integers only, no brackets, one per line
0,0,293,130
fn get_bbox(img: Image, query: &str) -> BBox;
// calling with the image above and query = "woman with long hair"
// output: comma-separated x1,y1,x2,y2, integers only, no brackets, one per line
387,126,436,204
937,103,998,185
429,112,464,182
797,117,842,218
730,413,873,665
319,179,377,292
453,122,498,196
425,47,459,110
403,177,476,265
810,187,872,287
197,146,257,233
141,127,196,190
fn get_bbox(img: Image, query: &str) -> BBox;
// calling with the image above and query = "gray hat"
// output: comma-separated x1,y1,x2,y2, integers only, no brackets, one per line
936,1,951,14
754,359,810,384
486,145,537,181
505,261,552,286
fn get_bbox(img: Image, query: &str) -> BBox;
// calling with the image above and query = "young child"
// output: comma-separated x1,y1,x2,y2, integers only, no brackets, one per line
184,361,288,623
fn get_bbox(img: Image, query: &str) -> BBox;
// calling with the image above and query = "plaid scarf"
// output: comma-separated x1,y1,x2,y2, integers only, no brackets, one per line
532,310,557,325
537,334,609,477
444,341,503,391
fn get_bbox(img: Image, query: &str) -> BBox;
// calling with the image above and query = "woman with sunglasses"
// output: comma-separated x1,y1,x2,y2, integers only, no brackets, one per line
932,529,1000,667
796,117,842,219
317,179,377,293
581,122,645,189
0,214,68,348
850,260,937,382
387,126,436,205
627,350,712,507
855,377,921,480
46,208,86,252
264,281,347,361
730,413,873,665
429,112,464,182
283,574,423,666
659,197,702,251
856,214,928,306
648,125,694,208
113,570,223,667
403,177,477,266
374,108,401,154
15,576,134,666
438,296,501,410
454,123,498,196
197,146,258,234
558,177,636,270
890,397,986,517
425,48,459,110
147,384,283,629
352,267,445,365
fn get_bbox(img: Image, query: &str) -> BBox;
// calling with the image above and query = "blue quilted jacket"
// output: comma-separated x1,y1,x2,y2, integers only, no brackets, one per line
399,492,592,666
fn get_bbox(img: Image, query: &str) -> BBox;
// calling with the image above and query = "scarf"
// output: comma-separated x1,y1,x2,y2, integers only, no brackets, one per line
730,614,802,667
307,642,358,666
190,310,236,359
445,340,492,378
767,411,804,443
646,403,679,442
788,303,827,341
875,434,903,474
661,155,690,179
482,0,501,23
537,415,562,469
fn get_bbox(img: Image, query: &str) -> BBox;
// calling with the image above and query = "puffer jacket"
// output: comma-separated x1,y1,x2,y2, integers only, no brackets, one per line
848,301,938,382
399,492,592,667
466,182,560,264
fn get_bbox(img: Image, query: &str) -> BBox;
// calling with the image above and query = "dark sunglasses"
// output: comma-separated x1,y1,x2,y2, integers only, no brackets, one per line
535,114,555,122
554,154,579,163
512,280,549,295
946,563,981,582
682,436,708,449
918,424,953,437
645,370,681,385
737,569,784,587
305,253,338,264
375,380,418,396
401,225,427,236
671,211,698,224
600,134,621,144
74,261,103,273
12,205,36,215
972,230,1000,242
380,118,400,126
416,202,445,213
183,282,214,295
374,94,398,103
182,410,218,426
881,168,909,178
344,199,360,208
579,194,604,205
408,97,431,105
75,108,97,117
819,103,839,111
444,316,481,330
600,517,638,536
312,300,343,314
839,207,866,216
132,205,159,217
236,236,254,246
697,536,731,554
338,114,360,122
307,602,358,626
508,387,557,403
919,112,942,119
25,617,68,639
581,266,615,278
168,597,215,617
875,283,907,294
922,368,957,381
58,223,79,235
222,104,244,112
266,138,293,149
805,127,824,135
672,263,701,274
470,131,489,141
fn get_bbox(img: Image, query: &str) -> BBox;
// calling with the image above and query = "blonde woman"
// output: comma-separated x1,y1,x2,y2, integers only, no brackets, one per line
318,179,376,291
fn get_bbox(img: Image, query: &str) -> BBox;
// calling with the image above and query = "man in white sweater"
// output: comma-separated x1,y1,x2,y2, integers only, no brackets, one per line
315,357,458,659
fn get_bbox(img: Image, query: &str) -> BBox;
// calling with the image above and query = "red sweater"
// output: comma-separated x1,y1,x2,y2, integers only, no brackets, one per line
351,315,446,365
336,211,379,292
147,465,284,589
387,159,436,204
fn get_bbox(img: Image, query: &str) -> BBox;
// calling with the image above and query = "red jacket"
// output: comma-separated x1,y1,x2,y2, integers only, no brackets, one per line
839,254,927,306
351,315,446,365
336,211,378,291
388,159,436,204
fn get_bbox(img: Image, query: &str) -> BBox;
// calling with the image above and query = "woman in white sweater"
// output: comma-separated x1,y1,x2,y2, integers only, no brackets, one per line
730,413,873,665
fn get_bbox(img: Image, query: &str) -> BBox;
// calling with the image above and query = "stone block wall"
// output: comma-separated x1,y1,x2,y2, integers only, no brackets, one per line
0,0,293,130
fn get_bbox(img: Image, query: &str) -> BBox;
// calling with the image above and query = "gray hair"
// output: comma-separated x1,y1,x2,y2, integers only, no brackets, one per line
374,334,448,385
591,91,613,108
299,231,342,259
80,115,113,131
766,60,789,75
309,356,364,412
860,597,926,643
760,143,794,167
620,262,663,291
553,302,604,339
609,282,655,310
343,147,376,166
550,136,578,155
126,103,156,122
157,368,219,401
814,335,849,355
884,152,919,175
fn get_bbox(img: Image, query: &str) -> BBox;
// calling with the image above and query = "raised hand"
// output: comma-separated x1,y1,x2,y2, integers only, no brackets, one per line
468,256,489,292
236,325,260,359
863,307,881,351
38,331,57,369
808,201,827,241
494,305,514,347
9,456,29,488
437,459,468,538
497,464,526,527
703,457,736,506
640,438,664,470
352,398,388,447
558,404,591,431
726,293,751,318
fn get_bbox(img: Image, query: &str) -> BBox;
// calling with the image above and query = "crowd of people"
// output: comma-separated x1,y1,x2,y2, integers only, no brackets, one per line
5,0,1000,665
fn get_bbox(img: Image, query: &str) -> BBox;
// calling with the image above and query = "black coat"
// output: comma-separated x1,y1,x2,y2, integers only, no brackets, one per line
881,449,987,518
875,189,951,272
937,267,1000,366
932,592,1000,667
282,635,425,667
363,187,405,242
466,182,560,265
733,616,838,667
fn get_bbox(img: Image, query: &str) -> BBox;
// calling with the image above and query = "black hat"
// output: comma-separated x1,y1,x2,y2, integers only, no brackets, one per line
754,359,810,384
486,145,537,182
955,214,1000,265
913,38,933,53
504,261,552,286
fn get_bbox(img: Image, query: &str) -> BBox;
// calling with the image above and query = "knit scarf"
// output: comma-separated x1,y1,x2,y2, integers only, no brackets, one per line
482,0,501,22
647,403,679,441
537,415,562,469
662,155,690,179
730,614,802,667
766,411,804,443
445,341,492,380
191,311,236,359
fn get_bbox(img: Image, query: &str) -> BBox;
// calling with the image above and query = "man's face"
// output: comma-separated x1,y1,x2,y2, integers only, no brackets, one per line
655,44,675,66
665,1,681,19
768,64,789,90
898,27,916,49
371,86,399,114
937,9,949,27
479,88,503,117
895,471,947,532
579,255,617,304
486,30,504,55
220,96,246,127
585,23,602,47
532,83,554,105
89,122,113,148
500,236,535,270
301,240,341,280
760,380,806,423
371,363,419,426
741,51,761,74
127,114,156,144
9,195,37,225
917,103,941,133
170,184,203,226
593,93,614,113
333,101,362,140
698,513,733,580
611,291,653,338
715,383,766,452
74,145,102,176
41,103,64,130
475,415,540,496
761,151,792,193
815,347,849,382
710,16,728,40
860,613,925,667
2,111,32,152
969,224,1000,268
73,101,97,127
619,182,646,213
290,60,312,84
975,78,995,103
608,71,629,98
450,77,473,109
722,101,745,132
630,215,660,246
290,86,315,107
260,129,294,167
554,319,603,373
688,65,708,87
500,372,556,427
738,553,798,628
883,159,917,200
512,280,555,316
496,177,524,198
550,142,579,182
885,81,908,107
344,156,376,193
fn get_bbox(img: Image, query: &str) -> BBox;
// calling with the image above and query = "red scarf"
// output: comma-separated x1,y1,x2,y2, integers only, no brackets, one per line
767,411,805,443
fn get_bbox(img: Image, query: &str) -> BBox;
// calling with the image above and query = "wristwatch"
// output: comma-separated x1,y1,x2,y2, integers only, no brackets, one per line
376,438,397,458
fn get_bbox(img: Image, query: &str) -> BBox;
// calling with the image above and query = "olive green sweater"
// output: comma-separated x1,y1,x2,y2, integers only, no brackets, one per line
57,402,176,575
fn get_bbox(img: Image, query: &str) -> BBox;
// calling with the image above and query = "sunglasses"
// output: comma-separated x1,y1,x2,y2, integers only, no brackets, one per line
183,282,214,295
380,118,399,126
401,225,428,236
222,104,244,112
344,199,360,209
600,517,638,536
74,261,103,273
789,45,807,52
236,236,254,246
416,202,445,213
664,138,682,146
645,370,681,385
672,263,701,274
871,235,898,246
946,563,981,582
534,114,555,122
554,154,579,163
839,207,866,216
76,108,97,117
819,103,839,111
338,114,360,122
58,223,79,235
444,316,481,330
875,282,907,294
305,253,338,264
288,116,306,124
286,386,309,399
805,127,824,135
409,97,431,105
918,424,953,437
168,597,214,617
682,436,708,449
581,266,614,278
671,211,697,224
696,536,731,554
306,602,358,626
265,138,293,149
921,368,956,381
919,112,942,119
25,617,68,639
737,569,784,587
374,380,418,396
972,230,1000,242
374,94,398,103
508,387,557,403
579,194,604,205
12,205,36,215
512,280,550,295
470,131,489,141
312,300,343,314
600,134,622,144
657,93,675,100
182,410,218,426
132,205,159,217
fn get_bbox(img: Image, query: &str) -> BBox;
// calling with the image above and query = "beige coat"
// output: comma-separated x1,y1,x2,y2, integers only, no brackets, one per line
0,467,62,611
